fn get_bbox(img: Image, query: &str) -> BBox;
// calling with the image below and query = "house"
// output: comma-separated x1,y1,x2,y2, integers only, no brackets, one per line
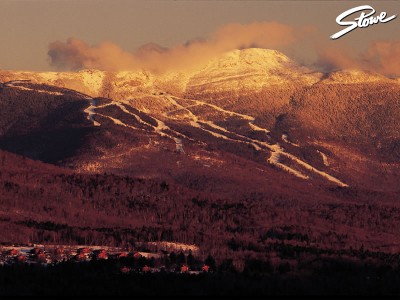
142,265,151,273
93,249,108,260
54,247,64,255
30,247,43,255
36,252,47,262
75,253,86,261
15,255,26,262
118,252,128,259
180,264,189,273
97,249,108,260
7,249,19,256
77,247,90,254
120,266,131,274
201,264,210,272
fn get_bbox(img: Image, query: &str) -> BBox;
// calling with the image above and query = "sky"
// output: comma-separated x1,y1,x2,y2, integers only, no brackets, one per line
0,0,399,74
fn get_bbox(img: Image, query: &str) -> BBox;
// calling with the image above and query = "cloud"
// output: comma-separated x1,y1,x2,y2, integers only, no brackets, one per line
314,42,360,72
48,38,138,71
48,23,400,77
362,40,400,77
48,22,308,72
314,39,400,77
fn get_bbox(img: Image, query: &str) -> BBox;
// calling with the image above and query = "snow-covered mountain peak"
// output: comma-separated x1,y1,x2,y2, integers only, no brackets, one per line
198,48,294,73
321,69,391,84
185,48,319,94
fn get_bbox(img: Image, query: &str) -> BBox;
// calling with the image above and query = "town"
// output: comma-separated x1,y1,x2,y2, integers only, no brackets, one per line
0,242,213,275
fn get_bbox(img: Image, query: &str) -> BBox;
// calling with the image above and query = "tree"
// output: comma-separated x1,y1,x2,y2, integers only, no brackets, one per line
205,254,216,271
177,251,186,265
169,252,176,264
187,250,195,268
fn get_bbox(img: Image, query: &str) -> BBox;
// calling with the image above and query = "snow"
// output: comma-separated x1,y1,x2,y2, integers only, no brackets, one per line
174,138,185,153
80,70,105,95
318,150,330,166
322,69,388,84
147,241,199,253
0,49,352,187
88,100,201,145
83,99,101,126
183,103,346,186
161,94,348,186
187,48,320,92
249,122,270,134
282,134,299,147
179,96,255,121
266,144,308,179
198,49,292,74
37,72,59,82
4,81,64,96
283,151,348,187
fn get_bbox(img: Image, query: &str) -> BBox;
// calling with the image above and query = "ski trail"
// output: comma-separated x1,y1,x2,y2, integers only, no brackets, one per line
91,112,152,136
5,81,64,96
281,151,347,186
260,140,347,186
99,105,176,140
281,134,299,147
165,95,261,147
168,100,308,179
87,98,200,144
4,80,31,87
169,96,255,121
114,102,203,144
83,99,101,126
6,79,345,187
114,103,154,129
165,96,201,124
164,96,249,143
164,97,347,186
200,117,311,180
174,138,185,153
317,150,330,166
267,144,309,179
249,122,270,134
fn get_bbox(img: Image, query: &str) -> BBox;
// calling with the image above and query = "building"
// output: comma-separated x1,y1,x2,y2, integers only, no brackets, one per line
94,249,108,260
180,264,189,273
201,264,210,272
142,265,151,273
7,249,19,256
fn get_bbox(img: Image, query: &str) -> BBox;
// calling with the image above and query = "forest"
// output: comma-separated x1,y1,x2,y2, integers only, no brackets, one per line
1,251,400,296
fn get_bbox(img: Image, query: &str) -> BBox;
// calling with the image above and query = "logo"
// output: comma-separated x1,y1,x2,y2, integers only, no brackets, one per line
331,5,396,40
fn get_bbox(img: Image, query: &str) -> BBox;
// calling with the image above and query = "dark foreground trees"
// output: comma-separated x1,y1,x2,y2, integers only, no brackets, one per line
1,256,400,297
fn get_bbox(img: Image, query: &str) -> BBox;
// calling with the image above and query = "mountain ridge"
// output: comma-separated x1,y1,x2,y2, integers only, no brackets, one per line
1,48,398,101
1,48,400,191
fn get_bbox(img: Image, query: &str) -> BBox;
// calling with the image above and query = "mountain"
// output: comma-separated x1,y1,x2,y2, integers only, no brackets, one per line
1,49,399,189
1,48,400,260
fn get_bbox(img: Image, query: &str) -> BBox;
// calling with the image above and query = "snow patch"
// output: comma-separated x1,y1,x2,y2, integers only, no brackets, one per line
317,150,330,166
281,134,299,147
80,70,106,96
249,122,270,134
83,99,101,126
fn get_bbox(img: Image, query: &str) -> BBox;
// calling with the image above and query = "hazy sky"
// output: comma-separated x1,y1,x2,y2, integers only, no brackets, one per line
0,0,399,71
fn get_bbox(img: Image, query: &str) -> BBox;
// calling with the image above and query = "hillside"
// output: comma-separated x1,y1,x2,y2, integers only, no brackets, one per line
1,48,400,263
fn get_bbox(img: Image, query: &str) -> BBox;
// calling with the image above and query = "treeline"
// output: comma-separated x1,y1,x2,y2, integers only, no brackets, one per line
1,253,400,296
